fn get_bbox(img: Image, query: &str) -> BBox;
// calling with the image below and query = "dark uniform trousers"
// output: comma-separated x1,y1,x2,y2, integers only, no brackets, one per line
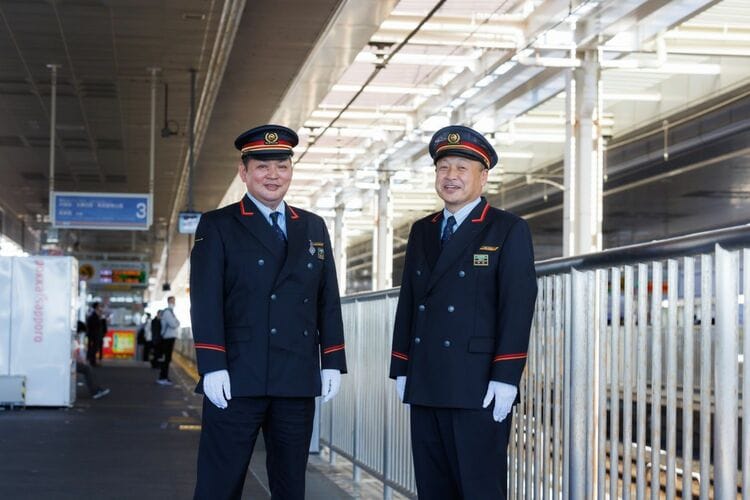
390,198,537,500
411,405,511,499
190,195,347,500
195,396,315,499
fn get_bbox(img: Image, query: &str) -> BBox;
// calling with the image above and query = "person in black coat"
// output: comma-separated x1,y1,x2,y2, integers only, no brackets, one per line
85,302,105,367
190,124,347,500
389,125,538,499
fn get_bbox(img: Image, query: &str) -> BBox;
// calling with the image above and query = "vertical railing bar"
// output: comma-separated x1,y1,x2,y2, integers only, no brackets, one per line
534,288,544,498
597,269,608,499
623,265,635,500
699,254,712,500
570,269,589,500
588,271,598,500
553,274,563,500
743,250,750,500
563,272,572,500
635,264,648,500
650,261,663,500
544,277,553,500
666,259,678,500
526,310,536,499
510,401,518,500
353,300,361,482
610,267,621,500
682,256,695,499
714,244,739,499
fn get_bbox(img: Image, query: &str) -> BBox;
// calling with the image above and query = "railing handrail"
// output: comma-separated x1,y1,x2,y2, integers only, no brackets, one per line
535,222,750,275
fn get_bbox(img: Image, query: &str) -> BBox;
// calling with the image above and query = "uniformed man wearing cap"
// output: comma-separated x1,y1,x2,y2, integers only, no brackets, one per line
190,124,347,499
389,125,537,499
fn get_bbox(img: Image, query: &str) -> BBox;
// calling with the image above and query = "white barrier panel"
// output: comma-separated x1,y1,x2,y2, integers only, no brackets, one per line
9,257,77,406
0,257,11,375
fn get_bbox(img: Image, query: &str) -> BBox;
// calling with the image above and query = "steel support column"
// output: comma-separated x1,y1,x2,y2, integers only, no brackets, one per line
47,64,60,219
565,50,603,256
375,171,393,290
334,192,347,295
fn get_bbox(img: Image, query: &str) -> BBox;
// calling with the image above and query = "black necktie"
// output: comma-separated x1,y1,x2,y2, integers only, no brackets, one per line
270,212,287,244
441,215,456,248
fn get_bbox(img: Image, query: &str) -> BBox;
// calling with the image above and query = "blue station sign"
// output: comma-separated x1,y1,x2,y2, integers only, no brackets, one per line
51,192,152,230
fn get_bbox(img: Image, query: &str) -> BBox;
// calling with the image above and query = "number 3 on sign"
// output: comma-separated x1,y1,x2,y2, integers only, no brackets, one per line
136,202,146,219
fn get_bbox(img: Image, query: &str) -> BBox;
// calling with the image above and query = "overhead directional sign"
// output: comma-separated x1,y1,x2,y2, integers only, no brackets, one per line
51,192,152,230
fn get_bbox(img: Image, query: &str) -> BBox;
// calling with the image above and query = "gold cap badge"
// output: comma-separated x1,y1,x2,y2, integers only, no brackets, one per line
447,132,461,144
264,132,279,144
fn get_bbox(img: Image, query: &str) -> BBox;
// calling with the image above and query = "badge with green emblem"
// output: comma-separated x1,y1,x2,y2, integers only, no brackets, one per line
473,254,489,267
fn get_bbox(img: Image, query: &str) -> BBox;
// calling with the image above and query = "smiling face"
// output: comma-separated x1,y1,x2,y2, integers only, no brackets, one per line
238,156,293,210
434,155,488,213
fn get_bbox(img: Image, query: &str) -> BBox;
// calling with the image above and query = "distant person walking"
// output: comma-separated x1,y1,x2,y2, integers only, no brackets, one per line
85,302,105,367
157,296,180,385
150,310,163,369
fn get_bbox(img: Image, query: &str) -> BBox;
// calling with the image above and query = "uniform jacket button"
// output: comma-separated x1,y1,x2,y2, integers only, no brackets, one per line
303,298,309,304
270,328,277,335
418,304,425,312
270,294,277,300
258,259,265,266
303,330,309,336
458,270,465,278
307,262,314,269
447,305,455,313
416,270,422,276
414,337,421,344
443,340,451,348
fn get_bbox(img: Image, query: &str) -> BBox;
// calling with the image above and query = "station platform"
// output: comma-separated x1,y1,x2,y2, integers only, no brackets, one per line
0,358,354,500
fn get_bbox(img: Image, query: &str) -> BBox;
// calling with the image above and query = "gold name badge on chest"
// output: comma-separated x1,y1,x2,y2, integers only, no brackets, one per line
473,254,489,267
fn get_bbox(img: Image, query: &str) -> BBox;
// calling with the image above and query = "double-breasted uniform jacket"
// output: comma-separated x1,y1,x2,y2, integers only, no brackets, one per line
389,197,537,409
190,195,347,397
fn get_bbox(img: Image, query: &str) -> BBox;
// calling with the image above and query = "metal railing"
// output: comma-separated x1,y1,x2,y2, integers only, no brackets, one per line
322,224,750,499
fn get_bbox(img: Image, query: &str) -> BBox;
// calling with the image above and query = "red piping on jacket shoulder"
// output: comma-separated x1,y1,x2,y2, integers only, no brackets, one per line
430,212,442,223
240,199,254,216
471,202,490,223
288,206,300,220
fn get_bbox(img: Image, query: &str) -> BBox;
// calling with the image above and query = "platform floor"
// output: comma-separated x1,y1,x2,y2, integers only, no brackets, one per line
0,358,353,499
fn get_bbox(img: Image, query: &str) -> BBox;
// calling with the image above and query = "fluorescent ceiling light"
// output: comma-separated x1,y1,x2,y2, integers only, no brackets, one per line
305,146,367,155
460,87,480,99
332,84,440,96
420,114,451,132
356,52,481,67
475,75,497,88
604,92,661,102
311,110,411,120
449,97,466,108
493,61,517,75
304,120,406,131
495,131,566,144
496,151,534,159
380,20,523,36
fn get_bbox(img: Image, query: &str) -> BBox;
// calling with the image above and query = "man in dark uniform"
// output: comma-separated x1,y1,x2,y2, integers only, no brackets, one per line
389,125,537,499
190,124,347,500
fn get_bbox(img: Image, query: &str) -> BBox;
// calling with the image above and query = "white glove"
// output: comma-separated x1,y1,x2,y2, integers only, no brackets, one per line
203,369,231,409
395,376,406,402
482,380,517,423
321,369,341,402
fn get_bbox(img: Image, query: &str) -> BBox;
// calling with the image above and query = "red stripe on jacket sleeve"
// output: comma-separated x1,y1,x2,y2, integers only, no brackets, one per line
195,343,226,353
391,351,409,361
493,352,527,362
323,344,345,355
